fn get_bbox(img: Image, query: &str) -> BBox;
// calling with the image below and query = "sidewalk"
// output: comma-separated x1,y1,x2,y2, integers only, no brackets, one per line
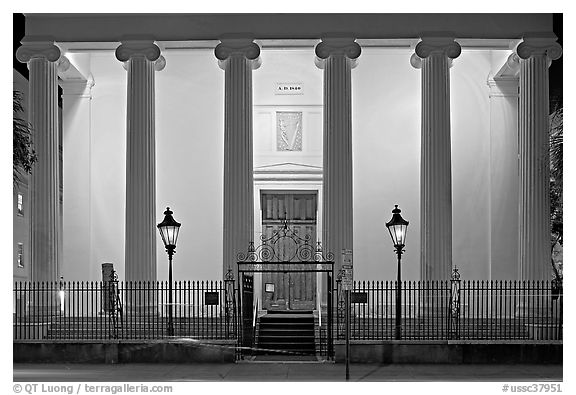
13,362,562,382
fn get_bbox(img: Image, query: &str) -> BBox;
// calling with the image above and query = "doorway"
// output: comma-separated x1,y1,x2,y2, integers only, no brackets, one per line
260,191,317,311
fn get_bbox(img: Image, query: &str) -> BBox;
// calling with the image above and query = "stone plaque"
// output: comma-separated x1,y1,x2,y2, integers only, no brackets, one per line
277,111,302,151
275,82,303,95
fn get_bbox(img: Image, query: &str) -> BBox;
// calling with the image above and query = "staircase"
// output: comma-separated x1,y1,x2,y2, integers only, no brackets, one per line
256,310,316,356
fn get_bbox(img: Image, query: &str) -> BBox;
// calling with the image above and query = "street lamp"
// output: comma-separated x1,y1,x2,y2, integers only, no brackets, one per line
157,207,181,336
385,205,409,340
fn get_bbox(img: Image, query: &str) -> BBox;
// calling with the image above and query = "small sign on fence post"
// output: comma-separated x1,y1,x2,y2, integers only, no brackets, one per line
351,292,367,304
341,249,353,291
204,292,219,306
341,249,353,381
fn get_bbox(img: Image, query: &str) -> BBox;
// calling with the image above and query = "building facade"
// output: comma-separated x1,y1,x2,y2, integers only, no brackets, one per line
14,14,561,311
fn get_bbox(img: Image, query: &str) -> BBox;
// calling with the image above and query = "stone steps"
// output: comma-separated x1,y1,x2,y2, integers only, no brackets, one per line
256,311,315,355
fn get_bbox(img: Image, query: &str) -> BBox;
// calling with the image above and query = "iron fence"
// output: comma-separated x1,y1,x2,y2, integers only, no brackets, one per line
14,277,562,342
13,280,237,340
335,278,563,341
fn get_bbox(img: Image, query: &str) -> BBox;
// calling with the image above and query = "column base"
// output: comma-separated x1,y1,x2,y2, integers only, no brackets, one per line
14,304,60,340
525,323,563,340
124,304,160,317
515,298,562,340
514,300,553,319
418,294,453,319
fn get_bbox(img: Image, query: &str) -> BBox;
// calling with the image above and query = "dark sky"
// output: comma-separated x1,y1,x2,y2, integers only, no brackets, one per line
13,13,563,108
12,13,26,79
549,13,563,108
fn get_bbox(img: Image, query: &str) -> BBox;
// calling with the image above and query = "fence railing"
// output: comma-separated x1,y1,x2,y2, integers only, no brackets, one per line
14,278,562,342
13,281,237,341
335,279,563,341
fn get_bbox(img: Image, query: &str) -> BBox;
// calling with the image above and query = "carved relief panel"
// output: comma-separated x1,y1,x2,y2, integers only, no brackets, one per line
276,111,303,151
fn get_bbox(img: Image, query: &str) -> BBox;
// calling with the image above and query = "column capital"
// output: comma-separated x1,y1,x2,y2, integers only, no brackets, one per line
315,36,361,60
115,38,161,62
412,34,461,65
215,37,261,70
121,55,166,72
16,36,61,63
515,33,562,61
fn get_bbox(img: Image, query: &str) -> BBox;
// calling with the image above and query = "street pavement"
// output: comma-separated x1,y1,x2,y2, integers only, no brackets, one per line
13,362,562,382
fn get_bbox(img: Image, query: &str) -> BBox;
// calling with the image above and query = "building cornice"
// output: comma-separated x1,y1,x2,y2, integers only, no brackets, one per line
23,13,553,43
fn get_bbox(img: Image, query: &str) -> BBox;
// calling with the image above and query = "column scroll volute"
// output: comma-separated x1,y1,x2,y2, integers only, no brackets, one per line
314,36,361,69
410,34,461,69
515,33,562,62
16,36,61,63
214,37,261,70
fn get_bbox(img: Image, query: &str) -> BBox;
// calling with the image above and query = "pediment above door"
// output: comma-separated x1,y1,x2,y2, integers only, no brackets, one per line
254,162,322,181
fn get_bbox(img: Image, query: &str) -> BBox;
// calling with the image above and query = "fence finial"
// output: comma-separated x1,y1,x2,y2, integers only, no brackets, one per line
451,266,461,281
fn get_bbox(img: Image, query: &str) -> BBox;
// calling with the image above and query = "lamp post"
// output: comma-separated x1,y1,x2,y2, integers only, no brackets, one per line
157,207,181,337
385,205,409,340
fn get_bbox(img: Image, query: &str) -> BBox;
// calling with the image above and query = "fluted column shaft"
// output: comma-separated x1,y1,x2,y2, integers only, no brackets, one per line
411,36,461,281
116,39,165,282
516,35,562,281
315,37,361,272
16,38,62,282
487,76,519,280
215,38,261,279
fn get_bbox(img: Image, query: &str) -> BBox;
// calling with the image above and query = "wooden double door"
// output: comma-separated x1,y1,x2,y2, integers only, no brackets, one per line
261,192,317,311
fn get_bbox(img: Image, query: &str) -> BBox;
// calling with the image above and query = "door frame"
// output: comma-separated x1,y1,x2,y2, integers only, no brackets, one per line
259,190,319,310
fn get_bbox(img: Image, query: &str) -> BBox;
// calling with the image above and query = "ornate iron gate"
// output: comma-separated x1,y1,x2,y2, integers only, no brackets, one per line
235,220,334,360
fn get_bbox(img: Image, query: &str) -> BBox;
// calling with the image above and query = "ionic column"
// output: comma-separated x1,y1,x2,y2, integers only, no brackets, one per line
315,37,361,273
411,35,461,281
115,39,166,282
215,38,261,279
515,34,562,281
487,72,519,281
16,37,62,283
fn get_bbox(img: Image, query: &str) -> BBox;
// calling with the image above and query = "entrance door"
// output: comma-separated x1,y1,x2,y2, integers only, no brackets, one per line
261,192,317,311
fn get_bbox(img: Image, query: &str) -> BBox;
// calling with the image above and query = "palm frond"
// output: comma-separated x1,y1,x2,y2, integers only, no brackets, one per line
13,90,36,187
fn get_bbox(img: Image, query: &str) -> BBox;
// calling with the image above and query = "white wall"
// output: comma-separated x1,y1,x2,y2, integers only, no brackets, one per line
352,48,494,281
252,48,323,240
155,49,224,281
66,49,225,282
352,48,421,281
451,50,492,279
62,46,501,283
88,52,127,281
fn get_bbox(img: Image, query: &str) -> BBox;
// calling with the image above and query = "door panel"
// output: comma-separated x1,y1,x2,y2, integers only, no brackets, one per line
261,193,317,311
